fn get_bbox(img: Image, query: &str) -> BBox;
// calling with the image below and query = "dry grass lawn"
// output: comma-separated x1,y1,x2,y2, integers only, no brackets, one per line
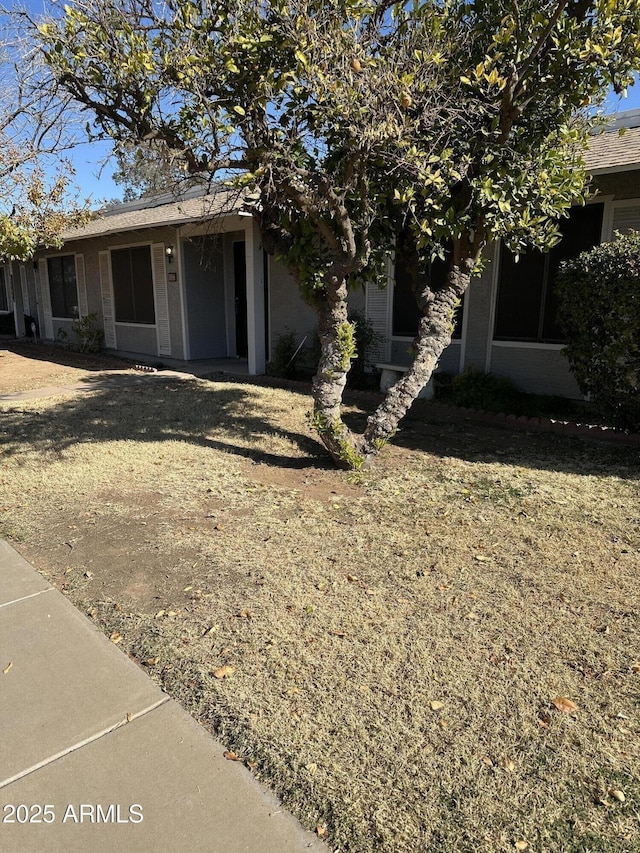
0,364,639,853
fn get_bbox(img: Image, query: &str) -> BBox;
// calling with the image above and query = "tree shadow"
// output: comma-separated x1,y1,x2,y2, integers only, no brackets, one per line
5,340,132,373
388,401,640,482
2,370,637,481
0,376,330,470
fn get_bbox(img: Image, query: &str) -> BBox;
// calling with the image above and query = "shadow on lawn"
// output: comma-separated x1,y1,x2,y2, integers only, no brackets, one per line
0,375,329,470
5,341,132,373
1,372,638,481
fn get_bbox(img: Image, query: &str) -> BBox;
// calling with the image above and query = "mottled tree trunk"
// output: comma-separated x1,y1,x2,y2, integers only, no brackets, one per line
310,268,364,468
360,251,474,461
310,244,478,469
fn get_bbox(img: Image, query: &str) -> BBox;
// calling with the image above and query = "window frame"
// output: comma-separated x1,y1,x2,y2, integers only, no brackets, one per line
492,201,606,345
46,254,79,321
110,243,156,327
0,266,9,313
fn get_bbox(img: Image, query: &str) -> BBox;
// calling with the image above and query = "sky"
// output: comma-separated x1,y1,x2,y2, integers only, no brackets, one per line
13,0,640,206
67,81,640,206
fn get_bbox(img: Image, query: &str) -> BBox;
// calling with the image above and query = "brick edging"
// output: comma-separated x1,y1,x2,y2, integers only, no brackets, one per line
422,402,640,447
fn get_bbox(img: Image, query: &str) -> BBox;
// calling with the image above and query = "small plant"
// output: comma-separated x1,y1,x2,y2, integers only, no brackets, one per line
55,326,70,348
267,328,300,379
347,309,382,389
72,313,104,353
447,367,522,411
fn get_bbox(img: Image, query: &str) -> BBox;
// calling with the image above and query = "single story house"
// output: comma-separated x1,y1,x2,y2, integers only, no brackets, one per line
2,108,639,398
366,108,640,398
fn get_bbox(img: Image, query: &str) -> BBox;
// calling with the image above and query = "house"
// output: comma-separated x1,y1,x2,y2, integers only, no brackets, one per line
6,186,354,375
3,108,640,398
365,107,640,398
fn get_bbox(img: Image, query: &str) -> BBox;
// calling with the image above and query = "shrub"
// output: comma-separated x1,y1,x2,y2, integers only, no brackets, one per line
267,328,300,379
448,367,522,411
347,309,382,389
72,313,104,353
556,231,640,431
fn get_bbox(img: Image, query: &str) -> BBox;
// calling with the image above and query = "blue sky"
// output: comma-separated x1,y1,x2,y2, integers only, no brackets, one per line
67,80,640,205
16,0,640,205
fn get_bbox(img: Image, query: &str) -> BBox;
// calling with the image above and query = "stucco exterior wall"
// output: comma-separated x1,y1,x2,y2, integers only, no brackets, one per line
489,345,581,398
37,226,186,360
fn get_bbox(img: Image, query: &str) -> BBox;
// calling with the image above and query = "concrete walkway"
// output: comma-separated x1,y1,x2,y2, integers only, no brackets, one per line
0,540,324,852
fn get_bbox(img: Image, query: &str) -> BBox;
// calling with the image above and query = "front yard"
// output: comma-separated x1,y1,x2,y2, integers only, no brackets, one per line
1,348,638,852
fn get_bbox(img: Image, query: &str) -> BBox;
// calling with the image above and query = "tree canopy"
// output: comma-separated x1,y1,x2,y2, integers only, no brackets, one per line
0,26,89,262
31,0,640,466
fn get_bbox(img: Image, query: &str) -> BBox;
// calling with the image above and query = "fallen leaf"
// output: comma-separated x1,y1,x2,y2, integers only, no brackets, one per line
213,665,235,679
316,824,327,838
515,842,528,851
346,574,358,582
155,609,166,619
474,554,489,562
84,570,93,578
3,661,13,674
224,750,240,761
329,630,346,637
110,631,122,644
430,700,445,711
631,662,640,673
609,788,625,802
500,757,516,772
481,756,494,767
213,524,225,531
143,657,159,667
125,712,133,723
184,585,193,592
552,696,578,713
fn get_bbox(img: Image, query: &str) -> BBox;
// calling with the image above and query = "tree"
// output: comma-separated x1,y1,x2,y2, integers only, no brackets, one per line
32,0,640,468
556,230,640,432
0,24,89,261
111,139,194,201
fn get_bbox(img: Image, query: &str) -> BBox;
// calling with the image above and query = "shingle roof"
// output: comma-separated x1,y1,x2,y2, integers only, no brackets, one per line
62,188,246,241
584,125,640,173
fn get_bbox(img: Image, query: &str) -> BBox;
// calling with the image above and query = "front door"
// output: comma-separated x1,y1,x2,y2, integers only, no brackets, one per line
233,241,248,358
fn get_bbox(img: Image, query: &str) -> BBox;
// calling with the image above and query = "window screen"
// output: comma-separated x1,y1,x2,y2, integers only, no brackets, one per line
392,238,464,339
494,204,604,342
48,255,78,319
111,246,155,325
0,268,8,312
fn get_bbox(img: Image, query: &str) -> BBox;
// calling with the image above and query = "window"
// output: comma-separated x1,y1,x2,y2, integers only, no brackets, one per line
392,236,464,339
494,203,604,343
111,246,155,325
47,255,78,319
0,267,8,312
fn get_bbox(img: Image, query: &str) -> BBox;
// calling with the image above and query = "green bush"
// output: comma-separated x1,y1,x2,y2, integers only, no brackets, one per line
72,313,104,353
448,367,522,411
267,328,300,379
556,231,640,431
347,309,381,389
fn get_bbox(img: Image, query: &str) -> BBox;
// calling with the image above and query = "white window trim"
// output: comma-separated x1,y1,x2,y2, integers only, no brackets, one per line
492,341,565,351
114,322,157,329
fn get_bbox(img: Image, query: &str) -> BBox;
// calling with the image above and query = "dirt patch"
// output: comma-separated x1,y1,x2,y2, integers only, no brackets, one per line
1,357,640,853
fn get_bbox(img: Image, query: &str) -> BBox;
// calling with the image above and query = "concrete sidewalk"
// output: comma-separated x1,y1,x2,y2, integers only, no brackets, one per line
0,540,324,852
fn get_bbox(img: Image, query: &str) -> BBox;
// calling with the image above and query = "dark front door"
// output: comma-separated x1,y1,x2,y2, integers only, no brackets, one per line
233,241,248,357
